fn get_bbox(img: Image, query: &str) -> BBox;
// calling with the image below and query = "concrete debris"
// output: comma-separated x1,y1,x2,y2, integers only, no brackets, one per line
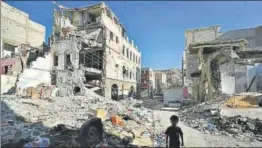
179,94,262,142
161,68,182,88
16,53,52,95
1,92,156,147
76,29,103,47
140,99,163,109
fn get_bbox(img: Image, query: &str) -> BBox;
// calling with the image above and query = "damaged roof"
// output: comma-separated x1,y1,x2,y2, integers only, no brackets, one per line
219,27,256,40
57,2,121,28
64,2,103,11
189,38,247,47
188,39,248,54
218,26,262,51
186,25,221,32
236,50,262,59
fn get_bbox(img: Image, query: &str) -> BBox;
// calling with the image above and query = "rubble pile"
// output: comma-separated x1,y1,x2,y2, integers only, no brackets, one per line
161,68,182,87
140,99,162,109
16,52,52,93
152,118,167,147
179,94,262,141
213,116,262,141
1,94,156,147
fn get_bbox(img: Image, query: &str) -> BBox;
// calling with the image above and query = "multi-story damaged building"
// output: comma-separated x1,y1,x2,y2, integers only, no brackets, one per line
50,2,141,99
182,25,262,101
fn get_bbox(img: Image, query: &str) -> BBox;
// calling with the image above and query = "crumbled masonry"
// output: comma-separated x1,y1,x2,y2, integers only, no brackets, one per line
1,94,159,147
179,93,262,142
2,1,262,147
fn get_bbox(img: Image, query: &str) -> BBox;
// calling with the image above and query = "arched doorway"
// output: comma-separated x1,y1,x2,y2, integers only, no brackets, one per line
130,86,134,92
111,84,118,100
128,86,135,99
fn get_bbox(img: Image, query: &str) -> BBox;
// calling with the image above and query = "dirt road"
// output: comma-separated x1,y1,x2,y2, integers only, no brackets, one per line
153,110,262,147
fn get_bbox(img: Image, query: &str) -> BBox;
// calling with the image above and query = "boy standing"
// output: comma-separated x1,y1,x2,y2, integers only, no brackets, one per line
165,115,184,148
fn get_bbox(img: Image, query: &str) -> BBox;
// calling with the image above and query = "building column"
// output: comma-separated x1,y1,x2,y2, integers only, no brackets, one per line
1,38,3,58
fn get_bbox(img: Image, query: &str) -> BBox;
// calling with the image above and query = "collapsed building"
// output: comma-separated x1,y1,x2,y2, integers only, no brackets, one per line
50,2,141,99
182,25,262,101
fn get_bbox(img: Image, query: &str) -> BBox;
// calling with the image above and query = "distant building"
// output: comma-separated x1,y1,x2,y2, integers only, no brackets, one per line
154,71,167,93
141,68,155,98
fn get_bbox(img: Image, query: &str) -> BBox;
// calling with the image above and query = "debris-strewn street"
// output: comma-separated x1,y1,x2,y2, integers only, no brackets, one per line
178,93,262,146
2,92,262,147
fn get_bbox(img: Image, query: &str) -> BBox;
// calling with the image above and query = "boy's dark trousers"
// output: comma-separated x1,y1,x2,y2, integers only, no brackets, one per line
169,142,180,148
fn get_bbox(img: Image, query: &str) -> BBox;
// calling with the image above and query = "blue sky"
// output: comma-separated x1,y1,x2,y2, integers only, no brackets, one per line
6,1,262,69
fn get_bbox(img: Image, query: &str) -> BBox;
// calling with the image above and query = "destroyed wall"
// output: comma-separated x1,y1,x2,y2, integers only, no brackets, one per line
16,53,52,95
220,63,248,94
51,39,80,70
1,1,45,48
256,64,262,92
51,39,86,96
220,63,235,94
217,26,262,93
247,64,262,92
185,54,198,88
247,65,257,92
183,26,220,92
235,65,248,93
185,26,220,48
156,69,181,88
52,3,104,40
189,39,249,101
56,70,86,96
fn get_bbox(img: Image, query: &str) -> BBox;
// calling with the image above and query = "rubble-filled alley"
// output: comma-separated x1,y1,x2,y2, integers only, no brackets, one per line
1,1,262,148
1,93,157,147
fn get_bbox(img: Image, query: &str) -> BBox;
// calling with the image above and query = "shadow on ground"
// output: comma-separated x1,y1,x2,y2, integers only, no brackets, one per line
1,99,148,148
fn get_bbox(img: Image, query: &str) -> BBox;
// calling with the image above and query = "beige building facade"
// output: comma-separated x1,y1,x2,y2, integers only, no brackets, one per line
1,1,46,58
